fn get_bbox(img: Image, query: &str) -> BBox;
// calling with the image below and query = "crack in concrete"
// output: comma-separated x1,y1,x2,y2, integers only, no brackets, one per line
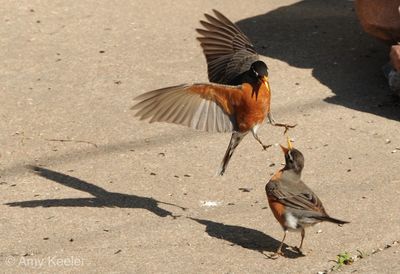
318,240,400,273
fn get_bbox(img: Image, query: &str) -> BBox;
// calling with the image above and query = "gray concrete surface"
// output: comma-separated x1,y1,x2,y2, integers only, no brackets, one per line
345,243,400,274
1,0,399,273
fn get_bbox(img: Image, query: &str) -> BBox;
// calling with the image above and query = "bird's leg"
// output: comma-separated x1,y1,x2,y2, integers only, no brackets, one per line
253,133,272,150
268,112,297,134
273,230,287,258
294,228,306,256
263,230,287,259
267,112,276,125
251,125,271,150
299,228,305,250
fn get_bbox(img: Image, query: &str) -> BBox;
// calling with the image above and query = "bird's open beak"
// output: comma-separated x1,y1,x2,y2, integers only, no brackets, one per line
279,144,289,154
279,137,293,154
262,76,271,91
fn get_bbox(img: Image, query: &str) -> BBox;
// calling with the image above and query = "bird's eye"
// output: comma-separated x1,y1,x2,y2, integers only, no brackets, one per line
251,67,258,76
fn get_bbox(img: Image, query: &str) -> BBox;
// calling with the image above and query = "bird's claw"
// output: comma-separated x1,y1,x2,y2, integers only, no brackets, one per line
262,144,272,150
274,123,297,134
170,214,182,219
264,250,284,259
293,246,306,256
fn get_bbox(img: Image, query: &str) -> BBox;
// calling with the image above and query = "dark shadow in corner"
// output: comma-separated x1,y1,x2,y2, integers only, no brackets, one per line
5,166,186,218
236,0,399,120
189,217,302,259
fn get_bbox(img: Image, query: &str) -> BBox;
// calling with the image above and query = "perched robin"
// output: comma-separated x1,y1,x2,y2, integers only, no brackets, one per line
132,10,295,176
265,138,349,257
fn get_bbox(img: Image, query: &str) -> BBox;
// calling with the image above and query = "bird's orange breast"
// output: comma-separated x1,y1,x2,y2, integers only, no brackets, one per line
234,82,271,132
267,170,286,227
268,197,286,227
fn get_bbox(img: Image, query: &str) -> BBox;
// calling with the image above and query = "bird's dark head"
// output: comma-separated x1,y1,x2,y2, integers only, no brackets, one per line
250,61,268,83
280,137,304,174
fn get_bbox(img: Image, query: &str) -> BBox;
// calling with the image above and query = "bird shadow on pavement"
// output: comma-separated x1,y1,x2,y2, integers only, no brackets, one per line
236,0,400,121
5,165,186,218
189,217,302,259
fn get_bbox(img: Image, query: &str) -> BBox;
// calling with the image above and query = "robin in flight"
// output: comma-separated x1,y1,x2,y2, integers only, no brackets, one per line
265,138,349,257
132,10,295,176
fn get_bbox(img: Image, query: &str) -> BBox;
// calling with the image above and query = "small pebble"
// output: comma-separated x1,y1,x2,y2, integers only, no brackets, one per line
150,172,156,176
184,174,191,177
238,187,251,192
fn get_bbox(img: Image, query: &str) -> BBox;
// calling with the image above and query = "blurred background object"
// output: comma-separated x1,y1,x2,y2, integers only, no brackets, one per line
356,0,400,96
356,0,400,43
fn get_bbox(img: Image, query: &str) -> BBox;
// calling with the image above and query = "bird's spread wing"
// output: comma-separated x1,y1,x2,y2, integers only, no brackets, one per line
196,9,259,84
266,179,326,214
132,83,244,133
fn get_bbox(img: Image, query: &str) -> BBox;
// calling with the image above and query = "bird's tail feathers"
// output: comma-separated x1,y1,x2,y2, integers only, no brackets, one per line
320,215,349,225
216,132,247,176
